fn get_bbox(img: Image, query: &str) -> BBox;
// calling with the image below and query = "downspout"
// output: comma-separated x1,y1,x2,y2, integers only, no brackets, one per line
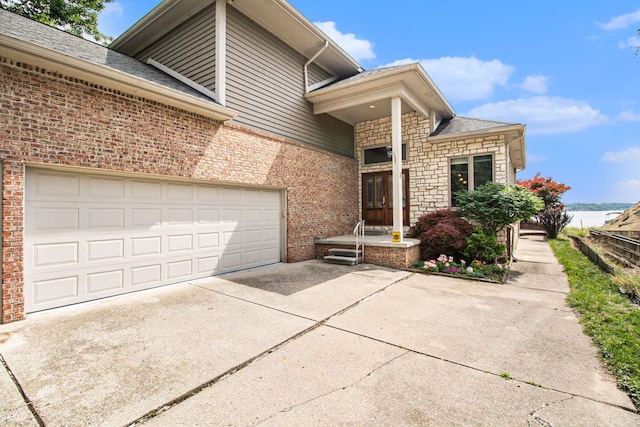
304,40,329,94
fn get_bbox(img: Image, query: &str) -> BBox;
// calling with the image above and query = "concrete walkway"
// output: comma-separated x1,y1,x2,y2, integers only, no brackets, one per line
1,235,638,426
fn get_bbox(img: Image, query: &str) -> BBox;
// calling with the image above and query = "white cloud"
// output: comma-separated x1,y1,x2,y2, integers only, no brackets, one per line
601,146,640,163
598,9,640,31
102,2,124,16
98,1,126,38
616,110,640,121
314,21,375,62
381,56,514,102
618,35,640,49
526,153,546,162
466,96,608,135
610,179,640,202
520,75,550,94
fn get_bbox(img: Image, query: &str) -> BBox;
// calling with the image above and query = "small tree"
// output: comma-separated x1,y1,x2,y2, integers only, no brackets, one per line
537,206,572,239
517,173,571,208
455,182,544,235
406,210,473,261
517,173,572,239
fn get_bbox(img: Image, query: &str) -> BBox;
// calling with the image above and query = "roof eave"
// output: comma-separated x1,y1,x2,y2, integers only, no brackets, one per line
1,34,238,122
305,63,455,120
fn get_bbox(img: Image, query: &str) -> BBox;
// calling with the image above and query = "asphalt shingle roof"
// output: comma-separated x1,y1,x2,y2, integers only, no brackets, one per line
431,116,522,137
319,64,407,90
0,8,215,103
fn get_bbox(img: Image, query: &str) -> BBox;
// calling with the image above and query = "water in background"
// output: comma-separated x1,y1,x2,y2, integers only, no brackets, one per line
567,211,620,228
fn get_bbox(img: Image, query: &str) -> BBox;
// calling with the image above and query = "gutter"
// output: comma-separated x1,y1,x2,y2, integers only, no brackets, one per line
0,34,238,121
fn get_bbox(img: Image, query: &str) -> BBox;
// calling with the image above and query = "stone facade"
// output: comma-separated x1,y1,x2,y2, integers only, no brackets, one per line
0,58,358,323
355,112,513,230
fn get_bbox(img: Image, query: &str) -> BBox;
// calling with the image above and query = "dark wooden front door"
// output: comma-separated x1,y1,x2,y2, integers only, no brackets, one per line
362,170,409,226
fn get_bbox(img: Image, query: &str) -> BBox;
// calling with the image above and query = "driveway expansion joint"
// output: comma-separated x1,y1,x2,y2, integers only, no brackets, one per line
125,271,413,426
0,352,45,427
254,351,411,425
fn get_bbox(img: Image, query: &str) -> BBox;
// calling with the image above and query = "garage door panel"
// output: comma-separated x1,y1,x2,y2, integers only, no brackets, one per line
197,255,219,274
221,187,243,203
25,168,283,313
32,208,80,232
167,234,193,252
131,264,162,287
263,208,281,222
31,171,80,198
131,236,162,257
132,208,162,228
34,242,79,268
88,208,125,229
223,230,243,246
131,180,162,199
88,176,125,198
220,208,242,222
197,232,219,249
87,270,124,294
166,208,193,225
33,276,79,304
197,185,219,202
197,209,219,224
167,183,194,201
87,239,124,262
167,259,193,279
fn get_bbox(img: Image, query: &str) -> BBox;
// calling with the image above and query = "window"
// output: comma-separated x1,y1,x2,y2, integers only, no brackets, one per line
363,144,407,165
450,154,493,206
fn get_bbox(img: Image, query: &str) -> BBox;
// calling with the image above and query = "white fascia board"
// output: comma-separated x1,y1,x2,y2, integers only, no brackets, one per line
412,64,455,117
310,83,405,115
307,63,455,118
429,124,525,143
0,34,238,121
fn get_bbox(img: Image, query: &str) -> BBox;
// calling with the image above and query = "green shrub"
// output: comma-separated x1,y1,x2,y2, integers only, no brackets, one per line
406,210,473,260
463,227,505,262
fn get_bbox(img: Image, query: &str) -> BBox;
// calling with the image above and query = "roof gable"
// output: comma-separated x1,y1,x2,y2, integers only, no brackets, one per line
0,8,236,120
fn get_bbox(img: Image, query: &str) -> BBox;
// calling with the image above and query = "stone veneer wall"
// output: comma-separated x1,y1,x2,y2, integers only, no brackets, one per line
355,112,510,229
0,58,358,323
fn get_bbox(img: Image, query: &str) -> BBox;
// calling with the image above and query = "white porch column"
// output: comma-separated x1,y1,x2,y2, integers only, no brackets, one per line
391,96,403,242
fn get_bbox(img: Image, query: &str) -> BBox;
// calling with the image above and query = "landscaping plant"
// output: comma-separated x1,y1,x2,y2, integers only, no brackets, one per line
518,173,572,239
412,255,510,282
463,226,506,263
455,182,543,236
406,210,473,261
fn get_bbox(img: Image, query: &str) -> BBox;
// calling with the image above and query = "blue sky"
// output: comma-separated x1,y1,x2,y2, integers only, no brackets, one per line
98,1,640,204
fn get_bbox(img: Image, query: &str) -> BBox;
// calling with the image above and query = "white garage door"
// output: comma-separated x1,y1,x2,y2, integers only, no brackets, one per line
24,168,283,313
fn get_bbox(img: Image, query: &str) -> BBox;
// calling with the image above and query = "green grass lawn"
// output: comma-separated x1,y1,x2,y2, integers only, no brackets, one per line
549,236,640,409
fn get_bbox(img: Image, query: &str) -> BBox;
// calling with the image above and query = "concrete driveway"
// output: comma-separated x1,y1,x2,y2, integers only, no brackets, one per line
1,236,638,426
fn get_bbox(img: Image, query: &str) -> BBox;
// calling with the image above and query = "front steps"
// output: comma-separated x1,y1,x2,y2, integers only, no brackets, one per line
323,248,363,266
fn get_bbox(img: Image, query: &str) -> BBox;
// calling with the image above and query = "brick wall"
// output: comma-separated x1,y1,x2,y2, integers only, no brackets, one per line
315,243,420,270
355,112,510,228
0,58,358,322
